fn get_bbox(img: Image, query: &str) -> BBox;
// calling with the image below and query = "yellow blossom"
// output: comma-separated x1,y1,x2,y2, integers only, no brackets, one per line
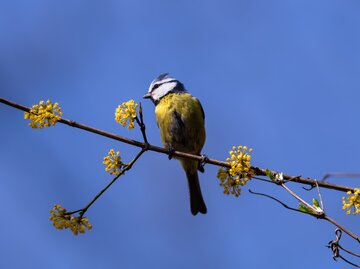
103,149,123,175
217,145,253,197
115,100,138,129
342,188,360,215
49,204,92,235
24,100,62,128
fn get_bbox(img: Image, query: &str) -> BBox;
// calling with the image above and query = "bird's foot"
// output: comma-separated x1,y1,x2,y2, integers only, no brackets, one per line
198,154,209,173
167,146,175,160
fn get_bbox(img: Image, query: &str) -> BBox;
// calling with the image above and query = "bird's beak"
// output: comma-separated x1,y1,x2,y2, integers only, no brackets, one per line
143,93,151,99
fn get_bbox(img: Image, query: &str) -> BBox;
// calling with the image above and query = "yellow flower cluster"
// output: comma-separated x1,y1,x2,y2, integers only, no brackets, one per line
217,146,253,197
228,146,252,177
217,168,242,197
103,149,123,175
115,100,138,129
342,188,360,215
49,204,92,235
24,100,62,128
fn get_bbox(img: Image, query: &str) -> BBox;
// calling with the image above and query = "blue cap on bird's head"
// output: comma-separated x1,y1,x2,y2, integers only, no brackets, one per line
143,73,186,104
154,73,171,82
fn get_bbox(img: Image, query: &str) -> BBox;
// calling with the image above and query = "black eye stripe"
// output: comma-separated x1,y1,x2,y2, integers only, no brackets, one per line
151,80,177,91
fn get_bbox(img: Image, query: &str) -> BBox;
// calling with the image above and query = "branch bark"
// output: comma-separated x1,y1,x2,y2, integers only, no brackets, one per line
0,97,355,193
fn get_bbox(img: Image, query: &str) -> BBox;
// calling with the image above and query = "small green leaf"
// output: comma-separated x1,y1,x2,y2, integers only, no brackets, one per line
312,198,320,208
266,169,274,180
298,203,312,213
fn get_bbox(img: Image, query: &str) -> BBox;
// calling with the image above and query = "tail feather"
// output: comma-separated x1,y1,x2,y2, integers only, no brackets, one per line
185,170,207,215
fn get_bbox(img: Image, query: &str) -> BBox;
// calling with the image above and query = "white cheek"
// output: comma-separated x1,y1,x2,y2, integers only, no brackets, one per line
153,82,176,100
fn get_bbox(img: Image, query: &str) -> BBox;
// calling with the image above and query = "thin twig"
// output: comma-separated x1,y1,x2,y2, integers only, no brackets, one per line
248,189,313,215
280,181,359,241
328,229,360,267
302,185,315,191
339,244,360,258
252,176,277,184
68,149,146,217
252,180,360,242
281,183,319,214
337,256,360,268
135,102,149,146
67,102,150,218
322,173,360,182
0,97,355,193
315,180,325,211
324,215,360,243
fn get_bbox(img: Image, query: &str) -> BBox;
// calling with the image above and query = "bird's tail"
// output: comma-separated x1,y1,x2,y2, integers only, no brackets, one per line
185,169,207,215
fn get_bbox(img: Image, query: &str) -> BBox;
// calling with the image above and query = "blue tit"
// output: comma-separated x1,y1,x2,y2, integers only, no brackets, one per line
143,73,207,215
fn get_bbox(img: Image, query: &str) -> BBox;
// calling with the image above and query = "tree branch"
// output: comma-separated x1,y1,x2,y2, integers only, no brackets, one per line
0,97,355,193
67,149,146,217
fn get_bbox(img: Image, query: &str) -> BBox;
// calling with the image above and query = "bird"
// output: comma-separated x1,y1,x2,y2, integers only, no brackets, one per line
143,73,207,215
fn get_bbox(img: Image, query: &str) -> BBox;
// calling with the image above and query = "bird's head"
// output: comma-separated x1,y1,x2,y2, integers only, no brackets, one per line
143,73,187,105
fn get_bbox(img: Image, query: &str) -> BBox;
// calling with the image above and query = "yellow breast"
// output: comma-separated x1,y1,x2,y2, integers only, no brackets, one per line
155,93,206,154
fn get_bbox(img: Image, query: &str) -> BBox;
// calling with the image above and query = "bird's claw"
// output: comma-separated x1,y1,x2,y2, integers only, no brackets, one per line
198,154,209,173
167,146,175,160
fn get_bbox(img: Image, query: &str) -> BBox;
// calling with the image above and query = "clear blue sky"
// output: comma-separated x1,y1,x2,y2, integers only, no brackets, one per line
1,1,359,268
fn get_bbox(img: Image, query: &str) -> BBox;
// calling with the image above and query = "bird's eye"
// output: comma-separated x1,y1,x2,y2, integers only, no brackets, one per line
152,84,160,90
